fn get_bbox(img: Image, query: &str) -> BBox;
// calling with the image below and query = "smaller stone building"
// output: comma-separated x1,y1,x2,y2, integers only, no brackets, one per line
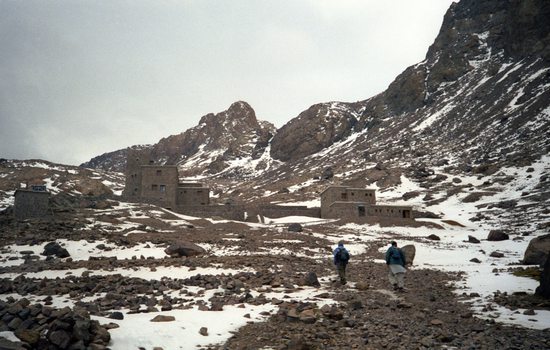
14,186,51,220
177,183,210,207
321,186,413,221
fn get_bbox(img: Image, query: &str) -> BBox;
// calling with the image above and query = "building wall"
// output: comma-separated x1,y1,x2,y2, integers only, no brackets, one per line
177,205,245,221
140,166,179,208
323,202,413,220
123,148,154,198
320,186,347,217
323,202,366,220
320,186,376,217
247,205,321,220
176,186,210,206
346,188,376,204
14,190,51,220
367,205,413,219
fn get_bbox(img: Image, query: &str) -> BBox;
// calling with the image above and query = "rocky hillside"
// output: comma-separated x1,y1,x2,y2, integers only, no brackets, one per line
269,0,550,168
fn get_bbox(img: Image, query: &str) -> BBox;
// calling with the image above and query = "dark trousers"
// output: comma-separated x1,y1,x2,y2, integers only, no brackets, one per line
336,263,347,284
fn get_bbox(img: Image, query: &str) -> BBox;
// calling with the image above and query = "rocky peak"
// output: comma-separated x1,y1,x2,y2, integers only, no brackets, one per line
198,101,258,129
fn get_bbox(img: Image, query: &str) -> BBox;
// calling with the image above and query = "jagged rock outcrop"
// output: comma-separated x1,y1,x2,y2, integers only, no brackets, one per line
270,102,363,162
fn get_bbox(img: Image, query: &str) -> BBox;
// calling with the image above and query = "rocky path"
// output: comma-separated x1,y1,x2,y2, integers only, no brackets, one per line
210,261,550,350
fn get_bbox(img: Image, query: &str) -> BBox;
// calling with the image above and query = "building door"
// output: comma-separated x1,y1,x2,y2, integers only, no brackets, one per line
358,205,366,217
402,210,411,218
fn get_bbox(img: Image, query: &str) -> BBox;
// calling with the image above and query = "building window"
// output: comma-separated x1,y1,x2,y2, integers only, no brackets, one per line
151,184,158,191
197,190,202,194
156,170,162,176
341,193,348,200
160,185,166,193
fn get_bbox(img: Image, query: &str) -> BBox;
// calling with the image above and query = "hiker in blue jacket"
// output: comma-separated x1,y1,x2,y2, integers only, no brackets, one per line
333,241,350,285
385,241,407,291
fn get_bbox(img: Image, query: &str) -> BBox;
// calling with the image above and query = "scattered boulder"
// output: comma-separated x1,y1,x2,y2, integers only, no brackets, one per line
14,329,39,345
42,242,70,258
467,235,481,244
427,234,441,241
523,234,550,265
303,272,320,287
535,255,550,299
487,230,510,241
470,258,482,264
322,167,334,180
402,191,421,200
401,245,416,265
495,200,517,209
108,312,124,320
164,242,205,258
150,315,175,322
287,223,303,232
299,309,317,324
490,251,504,258
199,327,208,336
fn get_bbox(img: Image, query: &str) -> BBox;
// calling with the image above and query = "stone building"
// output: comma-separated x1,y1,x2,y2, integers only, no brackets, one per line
123,149,210,210
14,185,51,220
321,186,413,221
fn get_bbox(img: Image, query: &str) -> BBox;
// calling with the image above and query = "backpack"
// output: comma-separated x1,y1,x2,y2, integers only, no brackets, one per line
336,248,350,263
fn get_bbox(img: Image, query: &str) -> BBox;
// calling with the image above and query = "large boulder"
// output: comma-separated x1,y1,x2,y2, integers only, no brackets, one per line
303,272,320,287
401,245,416,266
42,242,70,258
164,242,205,257
535,255,550,299
487,230,510,241
523,234,550,265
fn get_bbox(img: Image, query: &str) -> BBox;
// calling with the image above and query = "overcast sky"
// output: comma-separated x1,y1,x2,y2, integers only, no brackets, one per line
0,0,456,165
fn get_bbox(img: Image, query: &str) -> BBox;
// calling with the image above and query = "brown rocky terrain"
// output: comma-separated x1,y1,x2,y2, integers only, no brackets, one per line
1,198,549,349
